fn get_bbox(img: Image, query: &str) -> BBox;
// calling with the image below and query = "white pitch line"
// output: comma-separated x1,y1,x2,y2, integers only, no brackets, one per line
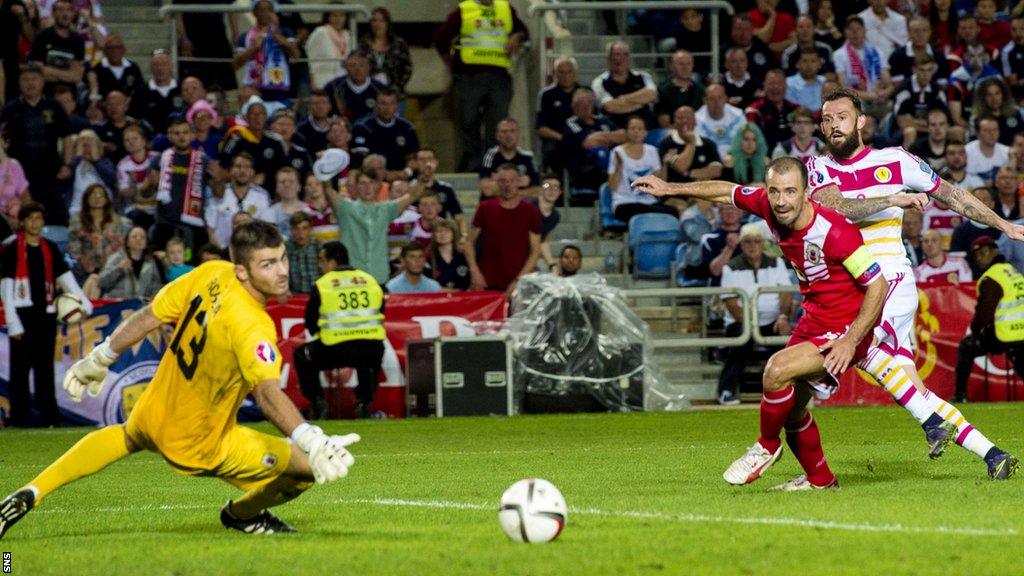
32,496,1019,538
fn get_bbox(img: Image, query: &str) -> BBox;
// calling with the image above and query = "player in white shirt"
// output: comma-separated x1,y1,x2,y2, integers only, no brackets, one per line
807,87,1020,479
915,229,973,283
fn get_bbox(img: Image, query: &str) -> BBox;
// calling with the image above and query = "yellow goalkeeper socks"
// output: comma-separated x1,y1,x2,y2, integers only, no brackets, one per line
26,425,132,506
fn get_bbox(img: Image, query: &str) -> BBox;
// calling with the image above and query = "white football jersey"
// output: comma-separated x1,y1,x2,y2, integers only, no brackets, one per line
921,203,964,251
807,147,941,275
914,254,972,284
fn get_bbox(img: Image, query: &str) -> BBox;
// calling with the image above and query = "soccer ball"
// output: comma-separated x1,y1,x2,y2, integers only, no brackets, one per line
56,293,87,325
498,478,567,543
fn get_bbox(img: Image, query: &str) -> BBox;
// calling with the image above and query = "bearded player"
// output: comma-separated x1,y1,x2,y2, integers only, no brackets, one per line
634,158,956,490
808,87,1019,479
0,221,360,539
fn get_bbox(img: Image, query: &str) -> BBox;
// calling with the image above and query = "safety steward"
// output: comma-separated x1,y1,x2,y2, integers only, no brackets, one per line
294,241,385,418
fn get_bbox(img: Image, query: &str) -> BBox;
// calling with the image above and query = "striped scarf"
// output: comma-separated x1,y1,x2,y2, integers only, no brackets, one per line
10,232,55,310
156,148,205,227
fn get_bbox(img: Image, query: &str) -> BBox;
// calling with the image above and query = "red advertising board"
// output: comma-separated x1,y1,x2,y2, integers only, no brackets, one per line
266,292,507,417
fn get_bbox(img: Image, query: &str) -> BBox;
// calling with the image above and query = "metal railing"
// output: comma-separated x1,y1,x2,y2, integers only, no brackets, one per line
618,284,800,350
621,286,751,349
750,285,800,346
528,1,735,83
158,4,371,76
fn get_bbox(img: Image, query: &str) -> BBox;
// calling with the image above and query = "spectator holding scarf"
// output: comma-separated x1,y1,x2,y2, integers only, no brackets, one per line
148,118,210,263
233,0,300,103
832,16,894,117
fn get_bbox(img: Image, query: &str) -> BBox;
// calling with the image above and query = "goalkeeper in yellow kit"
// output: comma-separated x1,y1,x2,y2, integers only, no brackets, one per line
0,221,359,537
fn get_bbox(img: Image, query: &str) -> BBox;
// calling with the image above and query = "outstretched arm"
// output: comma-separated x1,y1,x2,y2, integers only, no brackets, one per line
108,305,164,354
253,379,306,436
930,179,1024,240
631,175,738,206
813,183,928,220
253,378,359,484
63,305,164,402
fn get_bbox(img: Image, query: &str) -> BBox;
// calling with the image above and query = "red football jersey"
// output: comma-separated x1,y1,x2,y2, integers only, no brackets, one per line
731,186,883,328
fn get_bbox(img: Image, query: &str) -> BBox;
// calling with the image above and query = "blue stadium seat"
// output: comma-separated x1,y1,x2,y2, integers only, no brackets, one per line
628,213,681,280
644,127,670,147
599,183,627,233
672,244,707,287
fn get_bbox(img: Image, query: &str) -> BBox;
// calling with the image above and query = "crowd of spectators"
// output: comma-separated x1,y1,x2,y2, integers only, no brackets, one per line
0,0,561,309
526,0,1024,290
3,0,1024,310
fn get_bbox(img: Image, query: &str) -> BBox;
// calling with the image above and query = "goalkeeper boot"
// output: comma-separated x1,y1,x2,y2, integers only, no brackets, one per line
984,448,1020,481
768,475,840,492
0,489,35,541
220,501,297,534
723,442,783,485
924,420,956,460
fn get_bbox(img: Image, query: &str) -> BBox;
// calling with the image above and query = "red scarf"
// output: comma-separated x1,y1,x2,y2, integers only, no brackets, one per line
156,147,206,227
846,42,868,90
12,232,55,309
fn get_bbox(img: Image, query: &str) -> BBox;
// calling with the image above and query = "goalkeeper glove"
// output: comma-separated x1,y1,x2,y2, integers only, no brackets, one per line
291,423,360,484
63,338,118,402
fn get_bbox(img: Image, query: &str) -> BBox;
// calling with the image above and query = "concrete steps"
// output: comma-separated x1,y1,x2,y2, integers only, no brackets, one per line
574,54,663,85
571,35,653,54
101,0,167,80
652,347,719,402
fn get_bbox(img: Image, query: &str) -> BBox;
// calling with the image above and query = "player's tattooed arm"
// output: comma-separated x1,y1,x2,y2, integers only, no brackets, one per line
930,179,1024,240
812,184,900,219
631,175,737,205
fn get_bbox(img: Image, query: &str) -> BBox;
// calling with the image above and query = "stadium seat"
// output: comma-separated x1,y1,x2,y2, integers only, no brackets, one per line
627,213,681,280
599,183,627,233
672,244,707,287
644,127,670,147
42,225,69,254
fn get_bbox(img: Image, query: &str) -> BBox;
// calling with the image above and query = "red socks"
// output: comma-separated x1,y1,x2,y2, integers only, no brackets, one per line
758,386,795,453
785,412,836,487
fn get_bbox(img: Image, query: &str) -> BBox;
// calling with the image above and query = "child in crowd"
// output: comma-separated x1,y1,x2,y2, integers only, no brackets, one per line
117,123,158,230
165,237,195,282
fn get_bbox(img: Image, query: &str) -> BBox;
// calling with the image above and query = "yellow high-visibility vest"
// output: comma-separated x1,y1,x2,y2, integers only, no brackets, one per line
457,0,513,69
978,262,1024,343
315,270,385,345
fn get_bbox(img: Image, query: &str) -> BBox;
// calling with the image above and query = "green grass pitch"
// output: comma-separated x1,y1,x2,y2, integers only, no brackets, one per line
1,404,1022,575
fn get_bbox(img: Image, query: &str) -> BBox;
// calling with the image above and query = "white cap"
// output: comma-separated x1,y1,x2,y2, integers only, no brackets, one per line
313,148,350,182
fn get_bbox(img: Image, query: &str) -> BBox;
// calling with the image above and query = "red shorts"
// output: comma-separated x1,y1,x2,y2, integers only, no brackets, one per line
787,314,873,399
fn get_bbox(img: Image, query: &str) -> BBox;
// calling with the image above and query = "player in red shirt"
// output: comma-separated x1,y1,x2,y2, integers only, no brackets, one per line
633,157,964,489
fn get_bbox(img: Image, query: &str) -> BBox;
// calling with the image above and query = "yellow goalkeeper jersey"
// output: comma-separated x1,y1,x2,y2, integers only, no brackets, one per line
128,261,282,469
